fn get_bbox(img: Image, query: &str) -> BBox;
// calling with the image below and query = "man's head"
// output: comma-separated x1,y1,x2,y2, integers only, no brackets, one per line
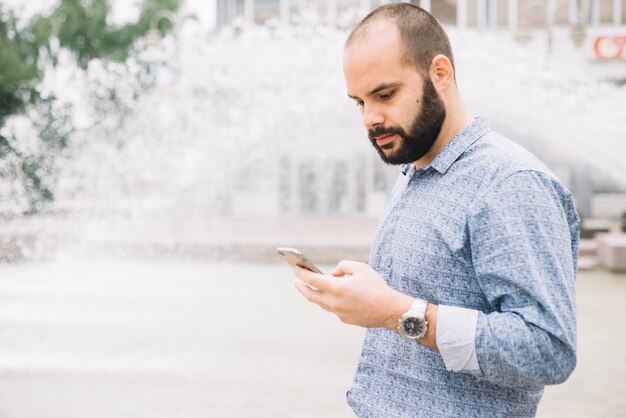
343,4,456,165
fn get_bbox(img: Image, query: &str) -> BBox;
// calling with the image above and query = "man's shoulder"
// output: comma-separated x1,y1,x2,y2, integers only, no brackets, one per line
445,130,574,209
466,131,551,176
454,130,561,188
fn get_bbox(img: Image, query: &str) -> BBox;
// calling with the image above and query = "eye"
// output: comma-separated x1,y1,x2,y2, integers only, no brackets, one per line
355,100,364,108
379,91,395,101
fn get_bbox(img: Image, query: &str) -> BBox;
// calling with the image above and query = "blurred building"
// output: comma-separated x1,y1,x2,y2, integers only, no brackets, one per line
213,0,626,29
210,0,626,81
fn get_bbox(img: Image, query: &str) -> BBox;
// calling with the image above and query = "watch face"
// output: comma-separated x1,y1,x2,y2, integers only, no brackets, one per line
402,317,425,338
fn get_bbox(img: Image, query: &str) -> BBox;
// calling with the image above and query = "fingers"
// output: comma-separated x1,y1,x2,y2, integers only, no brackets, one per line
294,279,320,304
293,265,330,291
294,280,336,314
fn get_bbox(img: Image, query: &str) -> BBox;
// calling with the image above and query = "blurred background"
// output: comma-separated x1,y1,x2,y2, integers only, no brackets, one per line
0,0,625,417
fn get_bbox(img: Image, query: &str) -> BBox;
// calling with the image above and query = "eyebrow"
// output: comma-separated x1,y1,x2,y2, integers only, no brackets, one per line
348,82,402,101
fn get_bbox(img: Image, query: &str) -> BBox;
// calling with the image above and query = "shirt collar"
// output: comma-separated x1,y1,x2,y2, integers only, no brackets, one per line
401,117,490,177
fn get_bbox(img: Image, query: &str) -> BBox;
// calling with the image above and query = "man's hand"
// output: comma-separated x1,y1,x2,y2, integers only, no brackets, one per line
293,260,414,330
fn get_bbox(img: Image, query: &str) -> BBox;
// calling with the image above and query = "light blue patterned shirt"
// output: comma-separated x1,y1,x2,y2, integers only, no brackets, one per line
347,118,580,417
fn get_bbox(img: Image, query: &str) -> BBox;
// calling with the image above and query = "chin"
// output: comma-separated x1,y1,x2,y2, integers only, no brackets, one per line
380,144,396,153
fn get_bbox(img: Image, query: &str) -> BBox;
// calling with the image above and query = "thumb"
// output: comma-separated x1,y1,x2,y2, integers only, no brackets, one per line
331,260,364,277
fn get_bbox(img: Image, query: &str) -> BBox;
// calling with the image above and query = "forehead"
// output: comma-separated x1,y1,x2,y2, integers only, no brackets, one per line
343,24,420,96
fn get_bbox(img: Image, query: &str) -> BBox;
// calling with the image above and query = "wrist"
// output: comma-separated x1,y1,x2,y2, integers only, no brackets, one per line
388,295,439,352
421,302,439,352
383,291,414,331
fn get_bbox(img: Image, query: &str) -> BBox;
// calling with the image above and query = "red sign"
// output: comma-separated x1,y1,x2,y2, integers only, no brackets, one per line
593,35,626,60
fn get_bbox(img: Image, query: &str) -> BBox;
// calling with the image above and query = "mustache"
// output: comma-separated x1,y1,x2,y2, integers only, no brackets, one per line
368,126,404,142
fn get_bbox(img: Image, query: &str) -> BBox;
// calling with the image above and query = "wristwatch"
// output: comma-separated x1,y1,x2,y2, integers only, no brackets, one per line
398,298,428,341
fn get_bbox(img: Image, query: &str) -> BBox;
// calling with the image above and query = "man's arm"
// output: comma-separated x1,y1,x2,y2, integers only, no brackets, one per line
464,170,579,387
294,170,579,388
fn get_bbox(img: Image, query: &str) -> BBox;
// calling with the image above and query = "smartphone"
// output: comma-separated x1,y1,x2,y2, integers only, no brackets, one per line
276,247,323,274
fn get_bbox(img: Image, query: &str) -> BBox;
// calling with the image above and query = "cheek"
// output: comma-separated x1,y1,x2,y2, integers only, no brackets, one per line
398,100,422,130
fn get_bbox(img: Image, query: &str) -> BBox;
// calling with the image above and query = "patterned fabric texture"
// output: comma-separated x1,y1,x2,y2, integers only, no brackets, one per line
347,118,580,418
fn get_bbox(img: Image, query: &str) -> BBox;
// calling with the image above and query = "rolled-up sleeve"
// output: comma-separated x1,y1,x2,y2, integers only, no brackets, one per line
436,304,480,372
464,170,580,387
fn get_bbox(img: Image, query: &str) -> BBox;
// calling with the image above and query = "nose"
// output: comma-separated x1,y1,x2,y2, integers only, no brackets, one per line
362,104,384,130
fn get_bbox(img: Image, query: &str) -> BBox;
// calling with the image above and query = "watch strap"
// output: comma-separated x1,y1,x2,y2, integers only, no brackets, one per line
406,298,427,319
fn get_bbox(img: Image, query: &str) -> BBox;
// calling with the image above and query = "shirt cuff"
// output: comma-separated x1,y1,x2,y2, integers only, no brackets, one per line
436,304,480,372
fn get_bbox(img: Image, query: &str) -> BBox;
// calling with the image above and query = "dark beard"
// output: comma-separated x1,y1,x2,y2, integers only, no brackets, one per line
368,78,446,165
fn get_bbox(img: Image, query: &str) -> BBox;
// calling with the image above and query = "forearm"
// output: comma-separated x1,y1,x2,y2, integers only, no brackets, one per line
433,302,575,387
382,292,575,387
474,310,577,387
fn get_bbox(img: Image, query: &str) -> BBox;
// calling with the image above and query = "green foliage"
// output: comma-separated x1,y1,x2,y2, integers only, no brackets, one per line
0,0,181,213
52,0,181,69
0,10,40,122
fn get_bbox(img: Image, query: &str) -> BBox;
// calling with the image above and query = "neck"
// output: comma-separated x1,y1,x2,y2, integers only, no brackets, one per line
413,97,474,169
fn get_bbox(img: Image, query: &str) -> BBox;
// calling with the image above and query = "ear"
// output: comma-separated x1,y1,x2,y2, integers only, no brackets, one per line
429,54,454,91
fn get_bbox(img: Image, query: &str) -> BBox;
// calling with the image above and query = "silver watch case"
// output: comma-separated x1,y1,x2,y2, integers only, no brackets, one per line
398,299,428,340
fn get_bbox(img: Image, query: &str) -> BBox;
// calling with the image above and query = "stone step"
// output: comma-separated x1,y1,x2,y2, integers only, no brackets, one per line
596,233,626,273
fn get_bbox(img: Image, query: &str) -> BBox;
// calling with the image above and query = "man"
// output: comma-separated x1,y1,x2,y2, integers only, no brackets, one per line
292,3,580,417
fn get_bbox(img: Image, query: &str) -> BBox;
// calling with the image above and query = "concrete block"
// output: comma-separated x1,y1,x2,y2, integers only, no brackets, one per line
596,233,626,273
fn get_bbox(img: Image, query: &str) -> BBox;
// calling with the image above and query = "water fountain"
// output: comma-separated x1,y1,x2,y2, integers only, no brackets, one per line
1,18,625,261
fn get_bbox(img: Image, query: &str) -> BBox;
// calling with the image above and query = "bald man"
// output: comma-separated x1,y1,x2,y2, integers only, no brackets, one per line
293,4,579,417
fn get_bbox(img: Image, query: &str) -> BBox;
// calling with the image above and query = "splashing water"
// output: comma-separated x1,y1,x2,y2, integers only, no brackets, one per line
3,23,625,260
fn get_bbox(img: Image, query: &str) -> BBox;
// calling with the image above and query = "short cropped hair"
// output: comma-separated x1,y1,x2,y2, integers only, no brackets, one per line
346,3,455,78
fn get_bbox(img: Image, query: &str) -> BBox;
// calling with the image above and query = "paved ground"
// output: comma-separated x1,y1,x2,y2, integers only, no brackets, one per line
0,260,623,418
